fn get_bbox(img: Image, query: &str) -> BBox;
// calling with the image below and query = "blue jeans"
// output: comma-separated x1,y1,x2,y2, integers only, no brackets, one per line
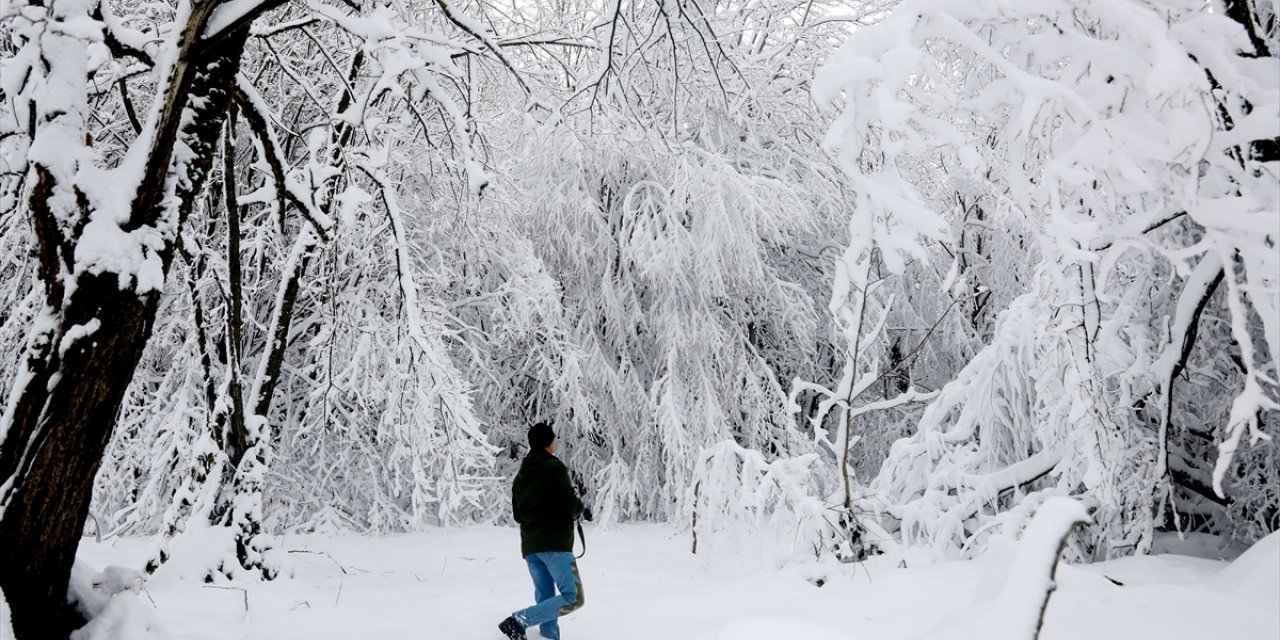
513,551,584,640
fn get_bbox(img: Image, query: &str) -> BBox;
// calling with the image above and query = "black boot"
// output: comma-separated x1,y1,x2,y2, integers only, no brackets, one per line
498,616,527,640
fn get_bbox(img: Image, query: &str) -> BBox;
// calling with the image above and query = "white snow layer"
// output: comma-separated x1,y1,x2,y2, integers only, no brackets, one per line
66,523,1278,640
1214,530,1280,610
67,562,165,640
1,582,12,639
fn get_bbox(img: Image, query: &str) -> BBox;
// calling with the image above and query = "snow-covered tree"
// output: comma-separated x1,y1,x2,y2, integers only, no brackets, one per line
0,0,288,632
816,0,1279,559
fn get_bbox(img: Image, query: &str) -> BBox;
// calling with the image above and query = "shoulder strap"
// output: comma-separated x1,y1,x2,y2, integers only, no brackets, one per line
575,520,586,559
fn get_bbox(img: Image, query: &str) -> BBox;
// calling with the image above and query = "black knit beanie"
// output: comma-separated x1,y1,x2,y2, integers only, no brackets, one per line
528,422,555,451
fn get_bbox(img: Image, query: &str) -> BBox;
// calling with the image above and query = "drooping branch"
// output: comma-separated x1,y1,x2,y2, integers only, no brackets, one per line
433,0,530,95
249,229,317,421
117,77,144,135
233,81,334,241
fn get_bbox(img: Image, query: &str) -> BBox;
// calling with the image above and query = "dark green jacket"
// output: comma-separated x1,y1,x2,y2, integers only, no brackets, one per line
512,449,584,557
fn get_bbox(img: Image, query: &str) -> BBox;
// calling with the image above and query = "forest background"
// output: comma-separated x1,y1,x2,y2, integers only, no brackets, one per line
0,0,1276,637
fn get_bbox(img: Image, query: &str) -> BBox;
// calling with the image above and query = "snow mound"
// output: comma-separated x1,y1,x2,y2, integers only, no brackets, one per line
69,561,169,640
1151,531,1247,560
95,565,146,596
692,617,856,640
1214,531,1280,608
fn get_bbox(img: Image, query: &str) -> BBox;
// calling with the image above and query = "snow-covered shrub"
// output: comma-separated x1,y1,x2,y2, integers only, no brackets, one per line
870,287,1158,559
685,440,828,556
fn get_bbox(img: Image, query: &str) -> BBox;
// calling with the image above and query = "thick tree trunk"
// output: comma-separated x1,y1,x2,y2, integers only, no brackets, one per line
0,16,252,638
0,276,158,639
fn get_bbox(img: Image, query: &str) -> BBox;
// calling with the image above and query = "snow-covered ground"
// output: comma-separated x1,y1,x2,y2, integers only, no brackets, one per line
49,526,1280,640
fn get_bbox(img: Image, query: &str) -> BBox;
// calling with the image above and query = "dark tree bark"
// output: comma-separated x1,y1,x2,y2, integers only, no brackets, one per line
0,271,160,640
222,108,251,473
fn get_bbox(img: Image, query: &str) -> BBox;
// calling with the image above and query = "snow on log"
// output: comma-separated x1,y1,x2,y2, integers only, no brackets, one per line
982,497,1093,640
916,497,1092,640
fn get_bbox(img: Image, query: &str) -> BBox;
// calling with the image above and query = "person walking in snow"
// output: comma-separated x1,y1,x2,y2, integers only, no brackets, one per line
498,422,590,640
